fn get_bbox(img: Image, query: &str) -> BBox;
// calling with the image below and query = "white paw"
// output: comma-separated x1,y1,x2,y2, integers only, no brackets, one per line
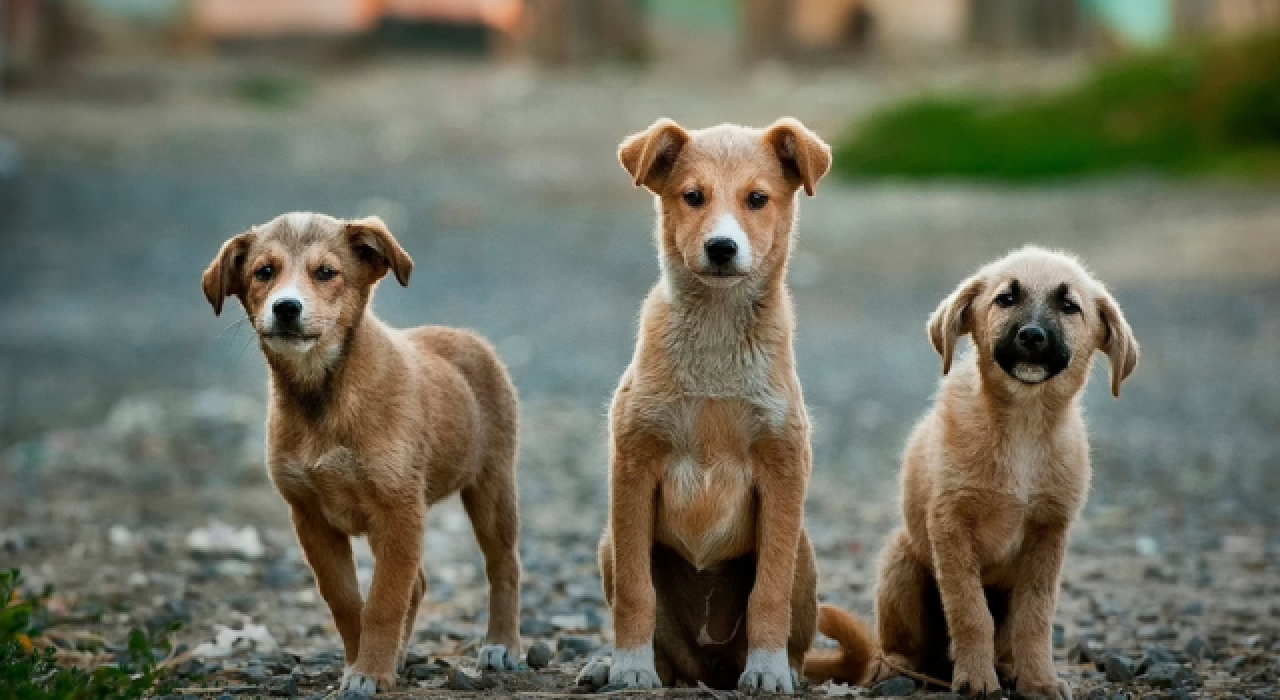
738,648,796,694
338,670,382,698
477,644,520,671
607,643,662,689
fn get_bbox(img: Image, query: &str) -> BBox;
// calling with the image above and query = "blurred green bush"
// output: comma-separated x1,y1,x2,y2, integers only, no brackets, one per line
835,32,1280,181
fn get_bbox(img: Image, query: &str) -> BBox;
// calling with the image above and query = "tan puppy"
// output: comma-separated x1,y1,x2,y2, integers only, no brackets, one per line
580,118,830,694
202,212,522,697
806,248,1138,700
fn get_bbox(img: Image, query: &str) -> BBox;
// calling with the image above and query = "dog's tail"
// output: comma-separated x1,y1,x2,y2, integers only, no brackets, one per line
804,604,876,686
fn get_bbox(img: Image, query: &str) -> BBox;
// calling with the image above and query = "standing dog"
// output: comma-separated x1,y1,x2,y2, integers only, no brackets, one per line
806,248,1138,700
581,118,830,694
202,212,522,697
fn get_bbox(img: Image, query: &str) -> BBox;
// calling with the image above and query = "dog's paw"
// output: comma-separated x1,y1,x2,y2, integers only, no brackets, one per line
738,648,796,695
606,644,661,690
338,667,394,698
575,657,612,689
952,661,1001,698
477,644,521,671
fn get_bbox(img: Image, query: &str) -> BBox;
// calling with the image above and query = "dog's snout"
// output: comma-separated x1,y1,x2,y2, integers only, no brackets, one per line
1016,325,1047,351
705,237,739,266
272,298,303,323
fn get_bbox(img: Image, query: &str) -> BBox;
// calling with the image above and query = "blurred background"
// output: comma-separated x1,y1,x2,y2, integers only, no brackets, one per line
1,0,1279,695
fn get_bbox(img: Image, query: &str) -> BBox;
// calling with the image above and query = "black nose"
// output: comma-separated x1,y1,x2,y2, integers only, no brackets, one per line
705,237,738,266
272,298,302,323
1017,325,1047,351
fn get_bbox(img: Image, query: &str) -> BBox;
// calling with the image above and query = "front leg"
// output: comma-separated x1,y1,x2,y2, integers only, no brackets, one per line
929,504,1000,698
740,434,810,695
342,505,425,697
1010,525,1071,700
291,507,363,667
606,435,664,690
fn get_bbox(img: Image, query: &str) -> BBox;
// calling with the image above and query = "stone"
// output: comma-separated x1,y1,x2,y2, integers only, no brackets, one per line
406,663,443,681
1184,636,1207,660
870,676,917,697
556,635,596,657
1224,655,1250,671
520,618,555,638
443,669,477,691
1053,623,1066,648
1140,663,1192,689
1182,602,1205,616
266,676,298,697
1106,654,1136,683
526,641,552,670
1144,645,1176,664
241,664,268,683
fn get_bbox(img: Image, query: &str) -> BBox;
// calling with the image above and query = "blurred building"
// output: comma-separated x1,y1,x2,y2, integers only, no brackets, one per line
3,0,1280,82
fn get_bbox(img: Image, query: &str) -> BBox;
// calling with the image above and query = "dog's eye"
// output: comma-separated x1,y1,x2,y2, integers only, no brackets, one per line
746,191,769,210
1061,298,1081,314
254,264,275,282
995,291,1018,308
314,265,338,281
682,189,706,208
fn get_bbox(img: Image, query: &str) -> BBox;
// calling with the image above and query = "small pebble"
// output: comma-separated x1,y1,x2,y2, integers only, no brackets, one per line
266,676,298,697
556,635,596,657
870,676,917,697
526,641,552,670
1106,654,1136,683
443,669,476,691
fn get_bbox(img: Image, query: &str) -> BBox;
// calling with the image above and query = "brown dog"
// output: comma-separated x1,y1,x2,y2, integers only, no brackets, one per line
806,248,1138,700
578,118,831,694
202,212,522,697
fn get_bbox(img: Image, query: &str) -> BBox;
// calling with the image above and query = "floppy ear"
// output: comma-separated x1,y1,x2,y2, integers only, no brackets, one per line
1096,289,1139,398
764,117,832,196
618,118,691,193
202,231,256,316
346,216,413,287
927,274,986,375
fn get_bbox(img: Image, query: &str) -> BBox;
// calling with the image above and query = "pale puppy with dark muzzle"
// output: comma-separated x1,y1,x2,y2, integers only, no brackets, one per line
202,212,523,697
808,247,1139,700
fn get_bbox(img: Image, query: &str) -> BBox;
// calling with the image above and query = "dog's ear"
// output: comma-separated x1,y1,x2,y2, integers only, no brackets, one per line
928,274,986,375
346,216,413,287
764,118,832,196
202,230,256,316
1095,289,1139,398
619,118,691,193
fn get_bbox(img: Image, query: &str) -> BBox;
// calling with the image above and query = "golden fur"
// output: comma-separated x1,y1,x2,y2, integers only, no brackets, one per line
588,118,831,694
808,248,1138,700
202,212,522,696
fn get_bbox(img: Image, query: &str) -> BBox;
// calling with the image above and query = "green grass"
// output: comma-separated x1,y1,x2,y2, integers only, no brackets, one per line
835,33,1280,181
1,570,176,700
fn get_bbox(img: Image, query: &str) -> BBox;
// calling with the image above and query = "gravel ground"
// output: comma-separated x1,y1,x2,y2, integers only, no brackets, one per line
1,56,1278,698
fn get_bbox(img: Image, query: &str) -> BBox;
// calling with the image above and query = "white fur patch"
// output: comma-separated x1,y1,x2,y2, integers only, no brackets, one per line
705,214,752,269
285,211,314,233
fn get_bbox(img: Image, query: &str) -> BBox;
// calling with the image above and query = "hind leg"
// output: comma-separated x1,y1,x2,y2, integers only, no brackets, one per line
461,457,523,671
875,528,948,682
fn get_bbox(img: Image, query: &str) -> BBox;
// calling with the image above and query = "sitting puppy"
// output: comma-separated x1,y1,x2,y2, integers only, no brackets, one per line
202,213,522,696
580,118,831,694
808,247,1138,699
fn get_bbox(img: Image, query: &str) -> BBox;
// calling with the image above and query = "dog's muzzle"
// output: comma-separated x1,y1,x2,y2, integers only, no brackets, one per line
994,322,1070,384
